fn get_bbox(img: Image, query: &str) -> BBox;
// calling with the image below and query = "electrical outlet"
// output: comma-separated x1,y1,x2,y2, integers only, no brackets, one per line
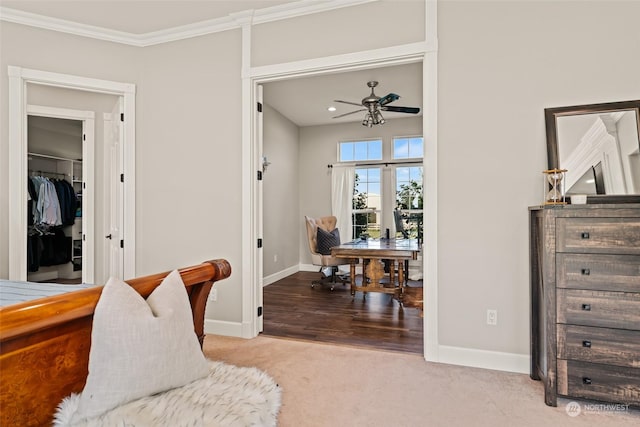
209,288,217,302
487,309,497,326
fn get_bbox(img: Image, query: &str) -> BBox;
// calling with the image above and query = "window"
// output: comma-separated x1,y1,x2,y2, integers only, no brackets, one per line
338,137,423,240
339,140,382,162
394,136,423,159
394,137,423,240
353,167,381,238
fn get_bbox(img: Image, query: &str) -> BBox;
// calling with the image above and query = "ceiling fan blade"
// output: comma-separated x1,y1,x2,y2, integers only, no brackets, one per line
332,109,366,119
377,93,400,106
381,105,420,114
334,99,363,107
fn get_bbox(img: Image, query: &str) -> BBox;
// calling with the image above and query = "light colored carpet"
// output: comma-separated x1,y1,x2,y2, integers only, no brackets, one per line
204,335,640,427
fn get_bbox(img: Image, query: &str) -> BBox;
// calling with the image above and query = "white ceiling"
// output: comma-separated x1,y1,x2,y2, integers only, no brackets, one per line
1,0,422,127
264,62,423,127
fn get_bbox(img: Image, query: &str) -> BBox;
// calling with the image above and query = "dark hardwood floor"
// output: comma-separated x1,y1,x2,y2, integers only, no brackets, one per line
262,271,424,354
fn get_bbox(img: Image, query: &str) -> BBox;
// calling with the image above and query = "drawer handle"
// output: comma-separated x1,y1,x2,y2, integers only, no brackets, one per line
582,340,592,348
582,377,592,385
581,232,590,239
582,304,591,311
581,268,590,276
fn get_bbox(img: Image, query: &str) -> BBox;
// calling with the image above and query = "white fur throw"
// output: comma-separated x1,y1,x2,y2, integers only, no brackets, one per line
54,360,282,427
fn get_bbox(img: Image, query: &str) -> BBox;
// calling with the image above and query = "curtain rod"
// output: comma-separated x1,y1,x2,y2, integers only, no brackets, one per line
327,160,422,168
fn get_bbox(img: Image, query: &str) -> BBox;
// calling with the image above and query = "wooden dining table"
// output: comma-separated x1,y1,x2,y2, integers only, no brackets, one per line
331,238,421,301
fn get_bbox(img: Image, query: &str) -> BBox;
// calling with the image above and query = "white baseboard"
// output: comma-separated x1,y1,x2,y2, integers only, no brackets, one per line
299,263,317,272
215,265,530,375
263,265,299,286
204,319,244,337
437,345,530,374
206,320,530,375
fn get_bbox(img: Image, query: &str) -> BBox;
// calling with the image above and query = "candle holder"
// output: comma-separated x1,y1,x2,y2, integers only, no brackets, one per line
543,168,567,205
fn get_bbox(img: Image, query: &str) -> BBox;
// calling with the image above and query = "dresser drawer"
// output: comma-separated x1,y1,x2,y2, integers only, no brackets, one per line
557,289,640,330
557,359,640,405
556,217,640,255
557,253,640,292
558,325,640,367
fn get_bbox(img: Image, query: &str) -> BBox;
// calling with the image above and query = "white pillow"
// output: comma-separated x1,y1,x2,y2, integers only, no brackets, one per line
70,270,210,423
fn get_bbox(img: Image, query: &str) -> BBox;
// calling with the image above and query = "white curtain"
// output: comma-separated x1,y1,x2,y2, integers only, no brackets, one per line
331,164,355,243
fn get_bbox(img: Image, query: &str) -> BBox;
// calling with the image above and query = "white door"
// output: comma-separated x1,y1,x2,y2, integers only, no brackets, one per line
81,117,95,284
105,99,124,280
256,84,265,333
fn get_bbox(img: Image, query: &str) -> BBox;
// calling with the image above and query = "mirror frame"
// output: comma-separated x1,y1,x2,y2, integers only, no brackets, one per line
544,99,640,204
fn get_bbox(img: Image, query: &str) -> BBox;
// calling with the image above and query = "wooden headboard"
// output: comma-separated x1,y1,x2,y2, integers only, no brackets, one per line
0,259,231,426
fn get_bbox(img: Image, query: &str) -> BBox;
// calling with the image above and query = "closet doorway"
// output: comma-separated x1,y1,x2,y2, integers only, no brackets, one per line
26,105,94,283
8,66,135,283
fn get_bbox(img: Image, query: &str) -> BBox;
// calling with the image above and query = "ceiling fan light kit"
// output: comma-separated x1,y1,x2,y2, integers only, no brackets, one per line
333,80,420,127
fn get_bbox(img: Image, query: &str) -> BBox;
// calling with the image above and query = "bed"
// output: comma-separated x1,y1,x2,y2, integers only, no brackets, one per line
0,259,231,427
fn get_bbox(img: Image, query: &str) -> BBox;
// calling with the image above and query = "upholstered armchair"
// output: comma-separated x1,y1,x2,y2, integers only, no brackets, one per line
304,215,354,290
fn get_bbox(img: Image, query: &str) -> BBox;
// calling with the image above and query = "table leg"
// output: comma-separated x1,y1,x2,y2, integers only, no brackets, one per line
350,262,356,296
389,260,396,286
398,260,405,289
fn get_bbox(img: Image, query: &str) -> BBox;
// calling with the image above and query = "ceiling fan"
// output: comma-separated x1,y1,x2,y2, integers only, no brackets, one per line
332,81,420,127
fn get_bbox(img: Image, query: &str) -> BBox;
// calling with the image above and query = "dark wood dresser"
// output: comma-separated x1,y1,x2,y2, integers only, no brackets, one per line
529,204,640,406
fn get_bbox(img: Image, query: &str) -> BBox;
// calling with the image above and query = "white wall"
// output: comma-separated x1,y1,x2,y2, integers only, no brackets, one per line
251,0,425,66
437,0,640,356
0,22,140,281
0,22,245,323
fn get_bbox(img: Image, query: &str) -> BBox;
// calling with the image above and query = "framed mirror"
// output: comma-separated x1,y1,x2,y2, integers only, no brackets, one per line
545,100,640,203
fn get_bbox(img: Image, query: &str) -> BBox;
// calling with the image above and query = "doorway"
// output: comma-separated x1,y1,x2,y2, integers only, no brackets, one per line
258,64,424,353
248,53,430,355
8,66,136,282
26,106,94,283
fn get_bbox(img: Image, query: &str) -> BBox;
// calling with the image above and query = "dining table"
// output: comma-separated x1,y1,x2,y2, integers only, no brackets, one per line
331,238,421,301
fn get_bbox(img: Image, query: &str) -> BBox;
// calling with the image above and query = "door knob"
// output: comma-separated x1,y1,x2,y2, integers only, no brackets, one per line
105,234,112,239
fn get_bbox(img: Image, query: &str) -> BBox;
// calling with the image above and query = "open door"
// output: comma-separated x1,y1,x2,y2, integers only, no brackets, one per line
105,99,125,280
256,84,265,333
80,116,95,284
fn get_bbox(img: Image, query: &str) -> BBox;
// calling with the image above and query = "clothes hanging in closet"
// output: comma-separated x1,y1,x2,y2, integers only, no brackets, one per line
27,175,77,271
28,176,77,228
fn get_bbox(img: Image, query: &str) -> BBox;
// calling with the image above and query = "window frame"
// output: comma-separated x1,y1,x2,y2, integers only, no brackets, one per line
337,136,424,240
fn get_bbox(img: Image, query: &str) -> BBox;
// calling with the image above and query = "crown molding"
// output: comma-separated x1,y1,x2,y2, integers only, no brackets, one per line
252,0,376,25
0,0,378,47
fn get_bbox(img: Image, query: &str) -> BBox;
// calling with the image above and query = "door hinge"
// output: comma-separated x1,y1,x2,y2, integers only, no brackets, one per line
257,238,262,248
257,306,263,317
257,170,263,181
120,240,124,249
120,173,124,183
120,113,124,122
257,102,263,113
82,234,86,241
83,134,86,141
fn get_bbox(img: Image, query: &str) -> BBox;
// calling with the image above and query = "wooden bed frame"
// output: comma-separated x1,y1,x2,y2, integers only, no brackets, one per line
0,259,231,426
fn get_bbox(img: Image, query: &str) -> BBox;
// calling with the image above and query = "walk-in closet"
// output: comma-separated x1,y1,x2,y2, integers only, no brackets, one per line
27,115,84,283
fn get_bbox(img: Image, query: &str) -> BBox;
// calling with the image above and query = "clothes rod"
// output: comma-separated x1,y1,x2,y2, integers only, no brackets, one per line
327,160,423,168
28,152,81,162
29,169,67,177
